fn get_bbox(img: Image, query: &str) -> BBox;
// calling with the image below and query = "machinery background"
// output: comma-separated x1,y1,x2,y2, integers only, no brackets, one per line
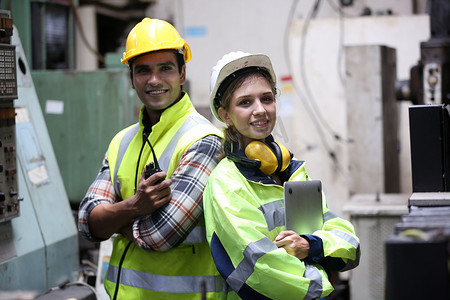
0,9,84,299
0,9,19,223
0,0,448,299
384,0,450,299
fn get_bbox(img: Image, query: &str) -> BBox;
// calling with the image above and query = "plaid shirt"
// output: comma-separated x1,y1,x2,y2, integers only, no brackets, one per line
78,134,222,251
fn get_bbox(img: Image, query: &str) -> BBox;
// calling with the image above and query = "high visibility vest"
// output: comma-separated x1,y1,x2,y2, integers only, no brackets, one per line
105,94,226,299
204,158,360,299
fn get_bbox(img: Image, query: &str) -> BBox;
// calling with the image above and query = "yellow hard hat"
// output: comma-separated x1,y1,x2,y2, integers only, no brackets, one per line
121,18,191,66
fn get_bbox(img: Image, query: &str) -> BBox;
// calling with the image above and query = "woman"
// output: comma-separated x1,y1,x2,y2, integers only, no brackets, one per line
203,51,360,300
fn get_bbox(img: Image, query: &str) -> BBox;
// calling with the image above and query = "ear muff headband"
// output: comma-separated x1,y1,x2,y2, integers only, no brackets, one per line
273,141,291,172
227,151,262,168
269,142,283,173
225,141,261,168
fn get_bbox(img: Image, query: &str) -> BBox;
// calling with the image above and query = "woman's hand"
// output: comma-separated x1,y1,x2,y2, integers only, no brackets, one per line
274,230,310,260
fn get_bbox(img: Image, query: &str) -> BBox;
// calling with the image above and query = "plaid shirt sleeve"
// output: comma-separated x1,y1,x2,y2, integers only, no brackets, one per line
78,155,117,242
132,134,222,251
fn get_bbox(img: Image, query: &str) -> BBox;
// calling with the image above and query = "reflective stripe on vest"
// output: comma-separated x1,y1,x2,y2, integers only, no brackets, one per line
226,237,277,292
159,115,214,172
258,199,284,231
113,123,140,198
106,265,227,293
304,264,325,300
328,229,361,271
323,210,361,271
324,210,337,222
224,236,326,300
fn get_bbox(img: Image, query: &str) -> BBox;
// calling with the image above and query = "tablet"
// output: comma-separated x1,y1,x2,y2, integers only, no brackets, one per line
284,180,324,235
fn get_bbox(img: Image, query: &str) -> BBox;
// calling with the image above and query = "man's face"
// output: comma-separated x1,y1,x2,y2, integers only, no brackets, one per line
131,51,185,112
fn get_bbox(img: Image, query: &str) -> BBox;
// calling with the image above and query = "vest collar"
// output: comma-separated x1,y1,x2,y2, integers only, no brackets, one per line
139,92,195,140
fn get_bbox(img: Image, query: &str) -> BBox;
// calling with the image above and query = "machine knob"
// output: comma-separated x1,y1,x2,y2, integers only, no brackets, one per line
427,74,438,87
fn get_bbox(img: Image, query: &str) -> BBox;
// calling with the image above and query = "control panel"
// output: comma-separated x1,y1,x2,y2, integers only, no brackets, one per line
0,44,17,100
0,10,19,222
0,106,19,221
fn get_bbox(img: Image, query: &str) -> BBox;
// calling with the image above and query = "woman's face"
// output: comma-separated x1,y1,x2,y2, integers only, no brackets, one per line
219,74,276,147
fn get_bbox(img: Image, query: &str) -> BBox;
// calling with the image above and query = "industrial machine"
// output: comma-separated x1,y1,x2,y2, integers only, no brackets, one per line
0,10,19,223
386,0,450,298
0,11,92,298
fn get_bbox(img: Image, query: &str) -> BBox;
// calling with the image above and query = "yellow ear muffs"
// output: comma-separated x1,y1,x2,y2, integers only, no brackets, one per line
245,141,291,175
245,141,278,175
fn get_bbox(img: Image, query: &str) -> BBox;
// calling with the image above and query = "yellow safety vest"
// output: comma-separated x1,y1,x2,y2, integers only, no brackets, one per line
105,93,226,299
204,157,360,299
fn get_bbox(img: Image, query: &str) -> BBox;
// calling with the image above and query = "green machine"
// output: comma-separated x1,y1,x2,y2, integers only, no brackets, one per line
0,21,78,293
31,65,140,205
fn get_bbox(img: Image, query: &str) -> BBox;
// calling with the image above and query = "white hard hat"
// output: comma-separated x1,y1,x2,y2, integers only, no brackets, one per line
210,51,276,122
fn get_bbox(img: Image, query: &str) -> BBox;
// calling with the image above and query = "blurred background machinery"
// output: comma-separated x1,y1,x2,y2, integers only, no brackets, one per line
384,1,450,299
0,10,19,223
0,9,95,300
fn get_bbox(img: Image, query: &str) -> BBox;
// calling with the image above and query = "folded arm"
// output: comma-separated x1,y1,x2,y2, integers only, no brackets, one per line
132,135,222,251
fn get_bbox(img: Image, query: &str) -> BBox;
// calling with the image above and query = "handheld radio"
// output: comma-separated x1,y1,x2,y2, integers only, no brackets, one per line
143,133,162,179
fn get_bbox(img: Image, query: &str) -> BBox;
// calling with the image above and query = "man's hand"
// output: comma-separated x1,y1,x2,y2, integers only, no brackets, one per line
132,170,172,215
274,230,310,260
114,171,172,241
88,170,172,240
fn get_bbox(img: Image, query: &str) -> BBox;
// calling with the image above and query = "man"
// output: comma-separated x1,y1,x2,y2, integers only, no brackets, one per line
78,18,225,299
